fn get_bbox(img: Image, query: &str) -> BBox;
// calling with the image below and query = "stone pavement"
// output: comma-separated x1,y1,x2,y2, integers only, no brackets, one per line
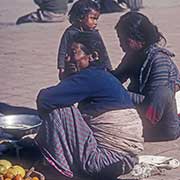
0,0,180,179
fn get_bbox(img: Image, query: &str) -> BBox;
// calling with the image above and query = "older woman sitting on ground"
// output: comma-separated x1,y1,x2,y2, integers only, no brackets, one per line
35,31,144,180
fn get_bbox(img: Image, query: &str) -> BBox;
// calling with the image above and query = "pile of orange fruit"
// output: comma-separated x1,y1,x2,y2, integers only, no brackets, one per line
0,160,40,180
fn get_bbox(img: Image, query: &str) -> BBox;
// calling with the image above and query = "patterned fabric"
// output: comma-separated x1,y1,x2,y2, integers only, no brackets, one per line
86,109,143,154
125,0,143,11
112,44,180,141
37,9,66,22
128,91,144,105
138,86,180,141
16,9,65,25
138,45,180,124
35,106,138,178
34,0,68,13
139,44,180,93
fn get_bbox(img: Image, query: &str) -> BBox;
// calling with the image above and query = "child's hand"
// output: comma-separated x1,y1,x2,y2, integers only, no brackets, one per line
58,68,65,80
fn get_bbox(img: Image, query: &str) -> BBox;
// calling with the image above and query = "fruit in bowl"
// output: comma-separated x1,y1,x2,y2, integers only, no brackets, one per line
0,160,44,180
0,160,12,171
7,167,24,177
0,160,12,175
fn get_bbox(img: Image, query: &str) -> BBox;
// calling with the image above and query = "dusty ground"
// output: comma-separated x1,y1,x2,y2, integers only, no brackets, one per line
0,0,180,180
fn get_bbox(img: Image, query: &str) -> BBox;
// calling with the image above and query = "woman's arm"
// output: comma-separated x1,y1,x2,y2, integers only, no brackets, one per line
128,91,145,105
140,54,172,125
111,54,132,83
144,53,172,89
36,72,92,113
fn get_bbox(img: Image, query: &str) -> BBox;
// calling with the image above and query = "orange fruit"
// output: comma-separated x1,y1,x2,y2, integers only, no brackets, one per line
4,172,14,179
14,174,23,180
32,177,39,180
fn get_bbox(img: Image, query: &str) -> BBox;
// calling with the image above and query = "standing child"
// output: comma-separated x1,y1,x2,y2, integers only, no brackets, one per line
57,0,112,79
112,12,180,141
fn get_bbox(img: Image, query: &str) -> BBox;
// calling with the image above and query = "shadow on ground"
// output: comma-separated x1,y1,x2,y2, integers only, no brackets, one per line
0,102,37,115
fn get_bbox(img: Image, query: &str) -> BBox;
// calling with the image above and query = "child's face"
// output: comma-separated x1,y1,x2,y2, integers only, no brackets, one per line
70,42,90,69
81,9,100,30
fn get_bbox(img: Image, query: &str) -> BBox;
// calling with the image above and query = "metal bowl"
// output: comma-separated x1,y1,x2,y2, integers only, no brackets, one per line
0,114,42,140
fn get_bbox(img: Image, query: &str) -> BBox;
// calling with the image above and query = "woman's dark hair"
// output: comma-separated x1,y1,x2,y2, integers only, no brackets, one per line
75,31,102,56
115,12,167,47
68,31,103,62
68,0,100,24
